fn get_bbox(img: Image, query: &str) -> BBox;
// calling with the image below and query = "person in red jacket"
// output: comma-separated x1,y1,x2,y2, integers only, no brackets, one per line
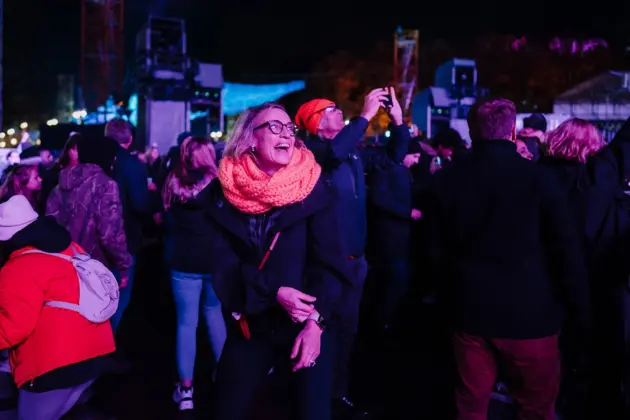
0,194,115,419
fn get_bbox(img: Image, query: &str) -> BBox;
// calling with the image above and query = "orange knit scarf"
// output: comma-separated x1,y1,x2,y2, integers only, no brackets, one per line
218,147,321,214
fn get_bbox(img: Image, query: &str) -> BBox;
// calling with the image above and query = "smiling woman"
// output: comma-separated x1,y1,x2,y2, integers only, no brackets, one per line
250,109,299,175
207,103,352,420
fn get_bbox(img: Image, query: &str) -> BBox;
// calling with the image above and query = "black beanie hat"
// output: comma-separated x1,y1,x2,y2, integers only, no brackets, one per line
78,135,118,176
523,113,547,133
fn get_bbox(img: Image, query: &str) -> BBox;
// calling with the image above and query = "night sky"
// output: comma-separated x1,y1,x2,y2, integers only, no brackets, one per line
3,0,628,125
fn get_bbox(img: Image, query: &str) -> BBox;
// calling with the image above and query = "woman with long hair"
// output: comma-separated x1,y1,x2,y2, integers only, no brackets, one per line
56,132,81,170
40,133,82,210
207,103,350,420
162,136,226,411
0,164,42,212
145,143,162,180
540,117,630,419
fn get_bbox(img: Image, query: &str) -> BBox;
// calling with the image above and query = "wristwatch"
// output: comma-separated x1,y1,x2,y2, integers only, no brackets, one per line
308,312,326,331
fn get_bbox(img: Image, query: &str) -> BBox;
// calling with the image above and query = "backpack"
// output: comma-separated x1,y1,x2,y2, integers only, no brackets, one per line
20,244,119,323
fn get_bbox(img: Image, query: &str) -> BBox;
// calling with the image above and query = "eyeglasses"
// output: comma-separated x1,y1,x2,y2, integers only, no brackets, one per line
254,120,297,136
306,106,340,122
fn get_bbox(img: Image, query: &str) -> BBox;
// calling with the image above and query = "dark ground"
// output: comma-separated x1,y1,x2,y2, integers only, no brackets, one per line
65,242,517,420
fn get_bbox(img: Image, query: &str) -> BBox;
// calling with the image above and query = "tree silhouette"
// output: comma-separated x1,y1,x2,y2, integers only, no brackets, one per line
310,41,393,134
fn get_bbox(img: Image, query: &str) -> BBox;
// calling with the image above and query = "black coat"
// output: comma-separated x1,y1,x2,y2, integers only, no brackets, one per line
205,177,352,321
368,162,414,259
425,140,590,339
112,145,151,254
539,117,630,286
168,183,215,274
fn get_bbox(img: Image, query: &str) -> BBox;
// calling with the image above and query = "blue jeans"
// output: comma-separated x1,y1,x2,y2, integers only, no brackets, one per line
171,270,227,381
110,255,136,334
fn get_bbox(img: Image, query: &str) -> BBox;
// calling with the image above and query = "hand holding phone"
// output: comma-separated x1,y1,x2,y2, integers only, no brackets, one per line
382,87,393,109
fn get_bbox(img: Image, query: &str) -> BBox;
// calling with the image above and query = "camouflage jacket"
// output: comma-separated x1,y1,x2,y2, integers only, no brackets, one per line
46,164,132,275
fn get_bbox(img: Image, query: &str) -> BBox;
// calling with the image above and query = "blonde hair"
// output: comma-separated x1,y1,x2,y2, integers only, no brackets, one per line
163,136,217,208
546,118,604,163
224,103,305,159
0,165,39,209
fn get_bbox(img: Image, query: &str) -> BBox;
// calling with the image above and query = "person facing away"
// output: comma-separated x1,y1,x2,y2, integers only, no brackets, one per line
104,118,151,257
539,117,630,419
367,148,422,331
517,112,547,162
0,195,115,420
162,136,226,411
424,98,590,420
207,103,351,420
46,135,132,288
104,119,151,334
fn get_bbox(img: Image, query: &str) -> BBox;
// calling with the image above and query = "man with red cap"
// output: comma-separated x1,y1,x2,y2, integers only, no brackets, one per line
296,88,410,418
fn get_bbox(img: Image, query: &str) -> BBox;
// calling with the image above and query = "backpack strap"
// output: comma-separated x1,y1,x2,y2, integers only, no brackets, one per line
18,249,73,262
16,249,81,312
44,301,80,311
69,244,87,257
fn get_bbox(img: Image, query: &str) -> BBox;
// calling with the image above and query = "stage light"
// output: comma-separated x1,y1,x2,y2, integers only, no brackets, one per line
10,139,17,146
20,122,28,129
7,129,15,135
46,119,58,126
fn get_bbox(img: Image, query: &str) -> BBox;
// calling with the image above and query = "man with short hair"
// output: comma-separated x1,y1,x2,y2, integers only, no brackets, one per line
425,99,590,420
104,119,151,333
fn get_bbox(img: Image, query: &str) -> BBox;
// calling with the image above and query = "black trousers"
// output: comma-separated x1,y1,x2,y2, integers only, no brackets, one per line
375,257,411,329
213,314,336,420
333,256,368,399
585,282,630,419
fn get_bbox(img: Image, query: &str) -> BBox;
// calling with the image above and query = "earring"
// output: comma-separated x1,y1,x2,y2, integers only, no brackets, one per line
251,146,256,152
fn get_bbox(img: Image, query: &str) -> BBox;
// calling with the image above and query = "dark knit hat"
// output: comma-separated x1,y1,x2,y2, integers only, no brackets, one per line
523,113,547,133
78,135,118,176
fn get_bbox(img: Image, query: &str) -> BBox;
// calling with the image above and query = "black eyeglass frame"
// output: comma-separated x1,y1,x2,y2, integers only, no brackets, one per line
254,120,298,136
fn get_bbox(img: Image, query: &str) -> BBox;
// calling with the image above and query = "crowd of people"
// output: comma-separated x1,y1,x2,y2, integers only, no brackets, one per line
0,87,626,420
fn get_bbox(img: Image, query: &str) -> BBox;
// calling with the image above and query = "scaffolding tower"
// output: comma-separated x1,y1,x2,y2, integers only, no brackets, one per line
393,28,419,113
80,0,124,111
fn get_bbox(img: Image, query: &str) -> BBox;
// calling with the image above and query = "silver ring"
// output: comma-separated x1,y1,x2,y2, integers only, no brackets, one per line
309,360,316,368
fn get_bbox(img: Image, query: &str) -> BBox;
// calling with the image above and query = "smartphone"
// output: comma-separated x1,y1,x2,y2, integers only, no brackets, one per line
382,90,393,108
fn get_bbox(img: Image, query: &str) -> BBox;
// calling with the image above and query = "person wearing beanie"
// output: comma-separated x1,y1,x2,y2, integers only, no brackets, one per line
296,87,411,417
518,113,548,162
0,195,115,418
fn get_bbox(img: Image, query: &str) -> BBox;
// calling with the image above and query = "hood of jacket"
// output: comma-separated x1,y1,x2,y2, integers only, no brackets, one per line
58,164,107,191
1,216,71,264
166,173,213,209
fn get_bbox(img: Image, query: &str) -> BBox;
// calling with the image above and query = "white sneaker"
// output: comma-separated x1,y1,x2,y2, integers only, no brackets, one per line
173,384,194,411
